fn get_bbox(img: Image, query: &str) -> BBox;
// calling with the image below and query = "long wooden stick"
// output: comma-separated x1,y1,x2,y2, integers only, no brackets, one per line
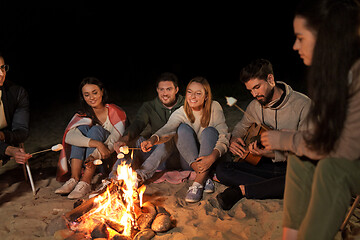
233,103,269,131
30,148,52,156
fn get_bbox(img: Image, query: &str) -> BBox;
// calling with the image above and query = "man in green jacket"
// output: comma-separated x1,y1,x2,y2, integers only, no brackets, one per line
112,72,185,174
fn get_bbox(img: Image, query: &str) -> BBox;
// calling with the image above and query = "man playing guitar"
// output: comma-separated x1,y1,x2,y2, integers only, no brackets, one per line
215,59,311,210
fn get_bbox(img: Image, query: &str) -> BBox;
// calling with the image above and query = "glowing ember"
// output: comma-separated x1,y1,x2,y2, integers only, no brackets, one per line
67,162,145,239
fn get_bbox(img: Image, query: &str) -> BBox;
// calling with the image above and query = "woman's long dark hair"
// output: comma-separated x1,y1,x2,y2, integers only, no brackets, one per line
296,0,360,154
79,77,109,125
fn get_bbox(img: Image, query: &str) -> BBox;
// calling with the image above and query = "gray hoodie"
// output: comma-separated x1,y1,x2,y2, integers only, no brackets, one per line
232,81,311,162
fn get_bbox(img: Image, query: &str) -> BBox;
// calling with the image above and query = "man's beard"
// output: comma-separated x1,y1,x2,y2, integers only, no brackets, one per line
257,87,274,106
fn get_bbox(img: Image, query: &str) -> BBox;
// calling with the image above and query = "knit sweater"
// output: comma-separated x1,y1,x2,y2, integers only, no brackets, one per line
153,101,230,156
270,59,360,161
232,81,311,162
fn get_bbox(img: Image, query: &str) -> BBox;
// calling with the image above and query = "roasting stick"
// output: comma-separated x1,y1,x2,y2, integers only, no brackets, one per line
26,144,63,195
30,144,64,156
225,96,268,131
25,163,36,195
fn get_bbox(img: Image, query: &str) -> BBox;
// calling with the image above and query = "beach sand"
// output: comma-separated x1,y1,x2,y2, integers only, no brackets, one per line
0,98,359,240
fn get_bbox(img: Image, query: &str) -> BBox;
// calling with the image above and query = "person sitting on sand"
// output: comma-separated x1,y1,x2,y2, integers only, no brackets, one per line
215,59,311,210
110,72,185,177
55,77,127,199
261,0,360,239
140,77,230,203
0,52,31,166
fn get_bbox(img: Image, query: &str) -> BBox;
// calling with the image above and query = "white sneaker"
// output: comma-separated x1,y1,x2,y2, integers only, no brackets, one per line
55,178,78,194
68,181,91,199
185,183,204,203
88,179,111,199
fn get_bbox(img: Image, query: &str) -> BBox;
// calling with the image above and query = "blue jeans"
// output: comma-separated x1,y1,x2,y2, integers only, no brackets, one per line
69,125,110,161
176,123,219,166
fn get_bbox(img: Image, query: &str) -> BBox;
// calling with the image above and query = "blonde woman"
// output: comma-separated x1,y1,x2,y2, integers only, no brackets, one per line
139,77,229,202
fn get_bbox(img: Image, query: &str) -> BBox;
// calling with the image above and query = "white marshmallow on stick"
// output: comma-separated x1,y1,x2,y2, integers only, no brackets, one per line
93,159,103,165
51,144,63,151
117,153,125,159
31,144,64,156
225,96,237,107
119,146,129,154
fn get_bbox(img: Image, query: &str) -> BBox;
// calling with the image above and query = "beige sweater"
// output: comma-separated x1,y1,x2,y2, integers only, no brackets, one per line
153,101,230,156
232,82,311,162
270,59,360,161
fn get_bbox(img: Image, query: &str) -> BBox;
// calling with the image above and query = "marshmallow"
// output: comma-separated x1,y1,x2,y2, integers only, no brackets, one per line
93,159,103,165
117,153,125,159
51,144,63,152
225,96,237,107
119,146,129,154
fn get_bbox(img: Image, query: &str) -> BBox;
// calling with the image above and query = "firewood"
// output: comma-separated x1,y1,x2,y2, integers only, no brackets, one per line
91,223,109,239
105,219,124,234
63,197,96,223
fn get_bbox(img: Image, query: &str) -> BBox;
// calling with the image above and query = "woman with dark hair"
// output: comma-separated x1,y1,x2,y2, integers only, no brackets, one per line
55,77,127,199
261,0,360,239
139,77,230,203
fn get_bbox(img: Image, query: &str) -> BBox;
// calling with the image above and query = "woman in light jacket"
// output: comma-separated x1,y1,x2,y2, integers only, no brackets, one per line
139,76,230,203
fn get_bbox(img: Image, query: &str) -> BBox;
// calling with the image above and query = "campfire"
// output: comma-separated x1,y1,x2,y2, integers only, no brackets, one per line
61,161,173,240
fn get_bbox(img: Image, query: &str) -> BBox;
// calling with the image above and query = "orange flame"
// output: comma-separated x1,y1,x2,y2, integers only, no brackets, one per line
70,161,141,238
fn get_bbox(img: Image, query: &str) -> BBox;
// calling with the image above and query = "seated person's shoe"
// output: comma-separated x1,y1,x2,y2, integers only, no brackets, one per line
88,179,111,199
68,181,91,199
204,178,215,193
216,187,244,210
185,183,204,203
55,178,78,194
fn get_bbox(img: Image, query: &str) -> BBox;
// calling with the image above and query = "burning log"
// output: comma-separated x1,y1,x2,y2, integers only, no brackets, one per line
60,161,174,240
64,197,96,222
91,222,109,239
105,219,124,234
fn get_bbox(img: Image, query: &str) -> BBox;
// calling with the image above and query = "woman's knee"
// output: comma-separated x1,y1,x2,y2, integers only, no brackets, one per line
177,123,194,137
86,125,109,141
200,127,218,141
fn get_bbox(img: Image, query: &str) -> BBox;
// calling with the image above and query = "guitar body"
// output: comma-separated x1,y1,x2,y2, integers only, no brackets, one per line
233,123,269,166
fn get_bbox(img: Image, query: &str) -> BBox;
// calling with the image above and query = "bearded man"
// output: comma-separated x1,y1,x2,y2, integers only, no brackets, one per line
214,59,311,210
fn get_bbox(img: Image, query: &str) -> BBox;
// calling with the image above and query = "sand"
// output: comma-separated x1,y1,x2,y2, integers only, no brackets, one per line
0,98,359,240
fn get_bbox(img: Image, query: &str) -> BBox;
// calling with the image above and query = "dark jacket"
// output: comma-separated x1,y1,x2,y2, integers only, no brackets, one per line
0,80,30,159
124,95,184,141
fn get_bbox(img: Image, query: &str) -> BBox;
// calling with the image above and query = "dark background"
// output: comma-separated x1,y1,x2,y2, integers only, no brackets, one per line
1,2,308,111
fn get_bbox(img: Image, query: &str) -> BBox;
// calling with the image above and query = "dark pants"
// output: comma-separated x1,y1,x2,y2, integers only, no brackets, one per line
216,156,287,199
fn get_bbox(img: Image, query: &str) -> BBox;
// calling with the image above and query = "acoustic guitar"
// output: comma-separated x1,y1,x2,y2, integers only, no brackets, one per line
233,122,271,165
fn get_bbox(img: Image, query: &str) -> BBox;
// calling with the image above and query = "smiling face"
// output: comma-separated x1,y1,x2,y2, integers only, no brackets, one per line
156,80,179,108
293,16,317,66
81,84,104,108
186,81,207,111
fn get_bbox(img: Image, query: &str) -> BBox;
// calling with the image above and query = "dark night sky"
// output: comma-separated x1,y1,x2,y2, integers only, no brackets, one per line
1,2,308,110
